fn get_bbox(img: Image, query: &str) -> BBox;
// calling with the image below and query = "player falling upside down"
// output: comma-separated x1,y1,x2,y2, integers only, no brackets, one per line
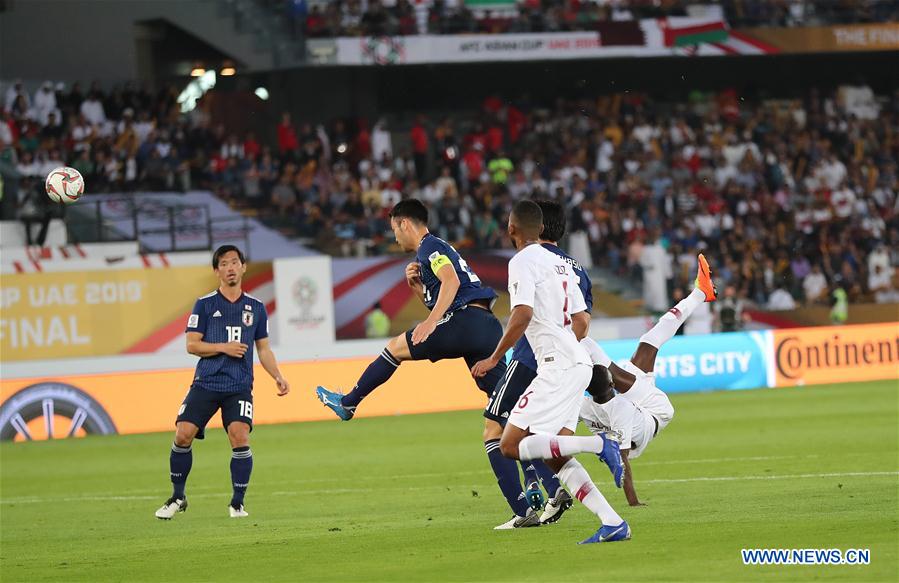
578,254,717,507
316,199,508,428
472,200,629,544
484,200,592,530
155,245,290,520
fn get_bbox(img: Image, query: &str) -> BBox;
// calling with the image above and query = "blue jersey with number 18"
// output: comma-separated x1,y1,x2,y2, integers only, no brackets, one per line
185,290,269,393
416,234,496,313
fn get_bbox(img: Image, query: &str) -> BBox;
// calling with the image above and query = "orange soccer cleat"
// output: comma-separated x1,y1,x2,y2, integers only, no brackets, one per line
695,254,718,302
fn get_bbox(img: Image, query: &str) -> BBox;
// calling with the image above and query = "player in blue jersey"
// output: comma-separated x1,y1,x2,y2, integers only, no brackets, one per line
155,245,289,520
316,199,508,422
485,200,594,529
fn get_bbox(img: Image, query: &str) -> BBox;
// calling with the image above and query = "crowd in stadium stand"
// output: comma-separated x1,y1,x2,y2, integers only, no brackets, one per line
290,0,899,38
2,78,896,313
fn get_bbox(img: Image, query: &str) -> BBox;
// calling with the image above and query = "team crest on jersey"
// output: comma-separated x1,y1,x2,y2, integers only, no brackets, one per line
242,311,254,326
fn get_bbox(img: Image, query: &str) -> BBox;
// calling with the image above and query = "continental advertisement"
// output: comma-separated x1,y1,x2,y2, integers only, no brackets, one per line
772,323,899,387
0,263,271,362
2,324,896,441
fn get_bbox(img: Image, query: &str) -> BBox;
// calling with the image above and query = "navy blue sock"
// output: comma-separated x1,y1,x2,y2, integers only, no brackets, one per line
170,443,192,499
230,446,253,507
520,461,540,490
341,348,400,408
534,460,563,497
486,440,530,517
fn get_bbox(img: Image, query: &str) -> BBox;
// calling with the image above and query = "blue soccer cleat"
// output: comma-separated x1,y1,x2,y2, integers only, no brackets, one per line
598,432,624,488
578,520,631,544
525,482,545,512
316,386,355,421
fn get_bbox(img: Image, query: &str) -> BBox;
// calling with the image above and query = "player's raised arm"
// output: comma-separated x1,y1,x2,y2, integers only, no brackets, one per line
255,337,289,396
186,331,248,358
472,254,535,378
405,262,427,306
471,303,533,378
410,259,460,345
185,301,247,360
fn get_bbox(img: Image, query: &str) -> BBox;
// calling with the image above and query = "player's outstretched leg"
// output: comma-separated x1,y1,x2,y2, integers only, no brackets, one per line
228,422,252,518
156,423,196,519
631,254,718,374
317,335,409,420
550,457,630,544
515,432,623,488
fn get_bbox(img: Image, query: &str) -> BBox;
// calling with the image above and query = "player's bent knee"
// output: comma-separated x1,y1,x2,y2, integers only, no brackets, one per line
483,419,503,441
174,422,198,447
227,423,250,447
387,334,411,361
498,435,521,459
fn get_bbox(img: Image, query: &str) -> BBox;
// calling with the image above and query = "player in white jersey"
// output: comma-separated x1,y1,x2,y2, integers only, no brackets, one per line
575,254,718,507
472,200,630,544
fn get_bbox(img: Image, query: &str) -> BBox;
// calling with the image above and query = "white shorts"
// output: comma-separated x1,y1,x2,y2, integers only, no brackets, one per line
507,363,592,435
619,360,675,430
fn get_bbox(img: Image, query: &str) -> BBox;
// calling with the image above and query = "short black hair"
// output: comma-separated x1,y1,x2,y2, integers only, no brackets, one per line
389,199,429,225
586,365,615,404
534,199,565,242
511,199,543,237
212,244,245,268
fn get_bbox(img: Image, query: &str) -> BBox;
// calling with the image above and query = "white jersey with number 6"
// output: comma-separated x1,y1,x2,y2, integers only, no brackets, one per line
508,243,591,371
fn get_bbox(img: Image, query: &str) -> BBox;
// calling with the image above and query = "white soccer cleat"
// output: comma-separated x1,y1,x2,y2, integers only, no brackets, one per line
155,497,187,519
540,489,573,524
229,504,249,518
494,509,539,530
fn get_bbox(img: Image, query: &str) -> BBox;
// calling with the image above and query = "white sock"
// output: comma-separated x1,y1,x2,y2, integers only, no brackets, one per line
518,434,603,460
580,338,612,367
557,458,623,526
639,288,705,349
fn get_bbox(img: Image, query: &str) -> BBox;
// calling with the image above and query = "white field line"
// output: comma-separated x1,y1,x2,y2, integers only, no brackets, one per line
2,470,896,505
0,455,811,501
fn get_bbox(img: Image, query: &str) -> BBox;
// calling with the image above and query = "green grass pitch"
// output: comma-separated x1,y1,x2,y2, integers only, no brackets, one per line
1,380,897,582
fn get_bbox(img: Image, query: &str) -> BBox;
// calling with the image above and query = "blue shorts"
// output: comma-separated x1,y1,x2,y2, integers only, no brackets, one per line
483,359,538,425
406,305,507,394
176,386,253,440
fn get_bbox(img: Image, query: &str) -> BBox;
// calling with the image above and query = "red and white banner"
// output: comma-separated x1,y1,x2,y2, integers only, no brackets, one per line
319,18,779,66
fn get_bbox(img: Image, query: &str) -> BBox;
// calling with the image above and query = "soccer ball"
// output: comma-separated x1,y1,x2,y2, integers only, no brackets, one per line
45,167,85,204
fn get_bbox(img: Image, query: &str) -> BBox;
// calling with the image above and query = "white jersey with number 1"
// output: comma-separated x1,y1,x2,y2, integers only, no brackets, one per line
505,243,592,435
508,243,591,371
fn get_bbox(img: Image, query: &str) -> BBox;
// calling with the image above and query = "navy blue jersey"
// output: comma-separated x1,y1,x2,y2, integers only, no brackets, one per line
416,233,496,313
511,243,592,371
185,290,269,393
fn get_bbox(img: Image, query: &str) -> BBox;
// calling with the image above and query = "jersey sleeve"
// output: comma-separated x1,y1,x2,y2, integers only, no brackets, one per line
185,299,208,335
508,255,536,309
419,237,453,275
576,268,593,313
255,304,269,341
569,271,588,315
